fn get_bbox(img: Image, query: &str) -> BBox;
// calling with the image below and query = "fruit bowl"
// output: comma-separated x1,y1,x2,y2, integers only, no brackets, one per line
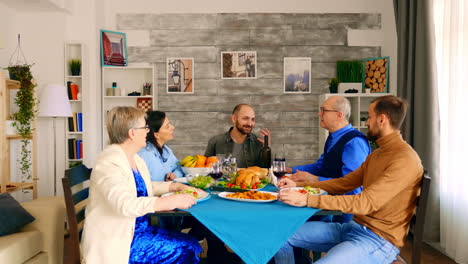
182,167,212,176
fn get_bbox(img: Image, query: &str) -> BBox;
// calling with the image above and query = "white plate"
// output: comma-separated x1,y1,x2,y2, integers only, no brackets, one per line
281,187,327,195
218,191,278,203
173,177,188,184
161,191,211,202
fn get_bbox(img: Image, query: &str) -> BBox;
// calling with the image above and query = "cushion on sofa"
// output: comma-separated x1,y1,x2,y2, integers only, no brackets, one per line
0,230,42,263
0,193,35,236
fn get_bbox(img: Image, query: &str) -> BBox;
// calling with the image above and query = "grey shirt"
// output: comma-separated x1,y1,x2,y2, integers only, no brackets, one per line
204,127,263,168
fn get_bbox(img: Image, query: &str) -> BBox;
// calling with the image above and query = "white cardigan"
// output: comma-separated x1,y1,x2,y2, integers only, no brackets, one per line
81,144,172,264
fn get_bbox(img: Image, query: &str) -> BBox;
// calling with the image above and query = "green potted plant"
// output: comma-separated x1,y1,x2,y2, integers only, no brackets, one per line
6,63,36,181
360,116,367,126
328,78,340,93
336,60,362,93
69,59,81,76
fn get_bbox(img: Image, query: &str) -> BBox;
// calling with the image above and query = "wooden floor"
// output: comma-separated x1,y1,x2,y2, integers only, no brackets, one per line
64,236,457,264
399,241,456,264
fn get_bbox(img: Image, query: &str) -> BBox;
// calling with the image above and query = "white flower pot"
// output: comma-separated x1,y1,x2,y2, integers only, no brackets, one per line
338,83,362,93
5,120,17,135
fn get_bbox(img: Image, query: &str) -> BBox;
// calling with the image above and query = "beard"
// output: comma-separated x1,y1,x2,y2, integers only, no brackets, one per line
235,121,253,135
367,127,379,141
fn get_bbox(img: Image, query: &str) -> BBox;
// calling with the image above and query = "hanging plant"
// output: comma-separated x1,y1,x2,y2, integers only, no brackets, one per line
6,35,37,182
7,64,37,181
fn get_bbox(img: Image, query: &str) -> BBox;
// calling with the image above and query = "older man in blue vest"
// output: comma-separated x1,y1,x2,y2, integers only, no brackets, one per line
287,96,371,223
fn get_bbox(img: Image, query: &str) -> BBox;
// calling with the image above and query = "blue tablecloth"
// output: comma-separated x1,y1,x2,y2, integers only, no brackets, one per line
182,186,321,264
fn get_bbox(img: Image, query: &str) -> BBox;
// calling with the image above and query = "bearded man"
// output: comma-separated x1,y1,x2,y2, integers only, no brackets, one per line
204,104,270,168
274,95,423,264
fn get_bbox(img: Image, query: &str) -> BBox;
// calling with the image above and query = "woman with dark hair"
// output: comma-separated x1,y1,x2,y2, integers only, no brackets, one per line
139,111,184,182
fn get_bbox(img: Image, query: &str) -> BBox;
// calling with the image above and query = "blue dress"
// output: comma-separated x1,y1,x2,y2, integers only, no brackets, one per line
128,169,202,264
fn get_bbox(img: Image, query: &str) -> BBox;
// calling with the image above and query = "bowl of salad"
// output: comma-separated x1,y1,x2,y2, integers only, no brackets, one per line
187,175,214,189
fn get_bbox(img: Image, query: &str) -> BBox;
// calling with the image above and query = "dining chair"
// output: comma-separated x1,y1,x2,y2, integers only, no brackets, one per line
62,164,92,264
310,172,431,264
392,171,431,264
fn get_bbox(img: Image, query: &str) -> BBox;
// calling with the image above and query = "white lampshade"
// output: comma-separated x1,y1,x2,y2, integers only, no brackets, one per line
38,84,72,117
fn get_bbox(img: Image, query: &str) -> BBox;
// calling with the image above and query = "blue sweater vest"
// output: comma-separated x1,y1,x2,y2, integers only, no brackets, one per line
316,129,368,179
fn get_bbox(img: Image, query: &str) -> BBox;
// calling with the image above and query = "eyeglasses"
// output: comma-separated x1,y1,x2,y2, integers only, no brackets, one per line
133,125,149,131
320,107,339,113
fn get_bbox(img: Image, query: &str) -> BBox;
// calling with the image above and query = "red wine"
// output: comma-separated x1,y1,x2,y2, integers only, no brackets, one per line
273,171,285,178
209,172,223,180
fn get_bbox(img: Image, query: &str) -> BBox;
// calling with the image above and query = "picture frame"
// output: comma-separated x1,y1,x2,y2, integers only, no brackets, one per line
362,56,389,93
283,57,311,94
166,58,194,93
100,29,128,67
221,51,257,79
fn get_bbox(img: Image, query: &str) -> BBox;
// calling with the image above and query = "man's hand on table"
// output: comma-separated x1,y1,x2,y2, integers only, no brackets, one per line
290,170,319,183
165,172,177,181
278,189,307,207
277,177,297,189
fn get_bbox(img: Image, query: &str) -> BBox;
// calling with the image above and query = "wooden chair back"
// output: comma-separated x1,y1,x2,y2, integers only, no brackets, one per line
62,164,92,264
392,171,431,264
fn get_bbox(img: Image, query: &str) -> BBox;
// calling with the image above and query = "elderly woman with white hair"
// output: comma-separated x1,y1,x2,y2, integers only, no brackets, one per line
81,106,204,264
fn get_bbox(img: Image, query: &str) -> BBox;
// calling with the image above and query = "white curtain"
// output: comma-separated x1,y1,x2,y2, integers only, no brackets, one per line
434,0,468,263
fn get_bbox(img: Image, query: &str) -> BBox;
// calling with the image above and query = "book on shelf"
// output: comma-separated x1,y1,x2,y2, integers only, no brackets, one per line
68,117,74,132
72,112,78,132
79,140,83,158
68,139,75,159
71,83,79,100
67,81,72,99
77,113,83,132
68,112,83,132
76,140,81,159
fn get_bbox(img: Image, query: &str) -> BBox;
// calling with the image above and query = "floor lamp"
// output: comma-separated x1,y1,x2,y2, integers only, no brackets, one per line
38,84,72,196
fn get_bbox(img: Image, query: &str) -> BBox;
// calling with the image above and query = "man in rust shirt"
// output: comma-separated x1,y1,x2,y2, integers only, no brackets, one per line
275,95,424,264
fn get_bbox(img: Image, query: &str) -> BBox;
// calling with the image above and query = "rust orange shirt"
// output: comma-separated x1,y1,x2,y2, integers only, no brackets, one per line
299,132,423,248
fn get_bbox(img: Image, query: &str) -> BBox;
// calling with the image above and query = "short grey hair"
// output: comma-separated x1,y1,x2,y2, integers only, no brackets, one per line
332,97,351,121
106,106,146,144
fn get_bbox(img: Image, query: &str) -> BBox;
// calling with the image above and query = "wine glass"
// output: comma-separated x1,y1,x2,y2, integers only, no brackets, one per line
208,161,223,184
273,161,286,179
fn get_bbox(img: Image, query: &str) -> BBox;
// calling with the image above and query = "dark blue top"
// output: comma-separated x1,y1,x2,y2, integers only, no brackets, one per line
293,125,370,195
128,169,201,264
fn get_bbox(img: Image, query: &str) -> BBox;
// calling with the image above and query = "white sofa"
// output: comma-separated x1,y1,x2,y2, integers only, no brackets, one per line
0,196,65,264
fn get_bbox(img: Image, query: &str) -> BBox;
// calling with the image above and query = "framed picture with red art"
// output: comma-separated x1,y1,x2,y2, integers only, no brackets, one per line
100,29,128,67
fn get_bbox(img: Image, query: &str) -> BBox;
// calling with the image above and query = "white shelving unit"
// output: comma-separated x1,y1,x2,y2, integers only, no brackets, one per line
318,93,392,153
101,66,155,148
64,42,85,169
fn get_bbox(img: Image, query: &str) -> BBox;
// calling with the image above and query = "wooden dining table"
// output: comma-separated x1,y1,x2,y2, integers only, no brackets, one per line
152,185,341,264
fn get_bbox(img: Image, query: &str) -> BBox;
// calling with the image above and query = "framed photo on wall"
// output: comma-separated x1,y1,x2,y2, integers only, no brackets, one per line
363,56,389,93
100,30,128,67
284,57,311,93
221,51,257,79
167,58,194,93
